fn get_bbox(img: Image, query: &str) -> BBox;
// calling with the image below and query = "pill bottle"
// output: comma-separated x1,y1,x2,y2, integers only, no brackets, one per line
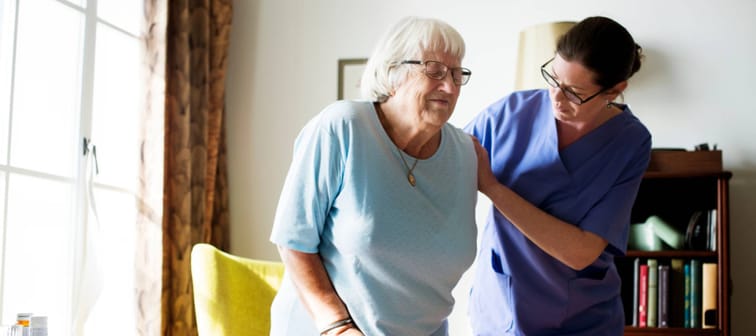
16,313,32,327
30,316,47,336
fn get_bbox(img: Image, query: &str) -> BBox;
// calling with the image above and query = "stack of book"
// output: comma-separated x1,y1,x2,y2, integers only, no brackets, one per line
629,258,718,329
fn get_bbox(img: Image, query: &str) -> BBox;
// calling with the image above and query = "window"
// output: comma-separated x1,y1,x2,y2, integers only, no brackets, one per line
0,0,144,335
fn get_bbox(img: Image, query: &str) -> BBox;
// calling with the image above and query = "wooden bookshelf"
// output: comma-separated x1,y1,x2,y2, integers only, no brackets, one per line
617,157,731,336
623,327,720,336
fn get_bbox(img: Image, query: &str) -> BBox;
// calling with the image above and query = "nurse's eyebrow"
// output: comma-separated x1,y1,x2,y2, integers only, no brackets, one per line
549,67,591,92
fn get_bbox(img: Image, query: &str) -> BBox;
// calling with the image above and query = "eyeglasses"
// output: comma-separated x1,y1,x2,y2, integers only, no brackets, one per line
540,57,605,105
401,60,471,86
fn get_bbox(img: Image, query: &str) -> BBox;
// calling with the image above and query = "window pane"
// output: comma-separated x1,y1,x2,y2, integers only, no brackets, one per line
0,172,5,277
91,23,140,191
0,0,16,165
2,174,75,333
63,0,86,9
97,0,142,35
83,187,136,336
10,0,82,177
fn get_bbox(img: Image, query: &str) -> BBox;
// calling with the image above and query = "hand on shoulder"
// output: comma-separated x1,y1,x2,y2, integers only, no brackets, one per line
470,135,498,194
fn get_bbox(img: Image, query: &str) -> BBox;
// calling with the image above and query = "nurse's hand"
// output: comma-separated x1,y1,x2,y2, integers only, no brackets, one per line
470,136,498,195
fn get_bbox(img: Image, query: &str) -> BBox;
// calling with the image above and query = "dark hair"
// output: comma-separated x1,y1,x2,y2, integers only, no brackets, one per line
556,16,642,89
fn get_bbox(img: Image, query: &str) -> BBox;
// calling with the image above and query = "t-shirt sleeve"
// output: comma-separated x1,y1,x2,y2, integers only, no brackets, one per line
581,134,652,255
464,98,504,154
269,112,345,253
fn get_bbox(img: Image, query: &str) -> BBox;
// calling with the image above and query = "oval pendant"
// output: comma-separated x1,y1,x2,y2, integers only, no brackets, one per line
408,173,416,187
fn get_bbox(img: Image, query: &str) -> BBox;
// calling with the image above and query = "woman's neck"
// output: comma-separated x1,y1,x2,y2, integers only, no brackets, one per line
557,104,622,150
375,102,441,159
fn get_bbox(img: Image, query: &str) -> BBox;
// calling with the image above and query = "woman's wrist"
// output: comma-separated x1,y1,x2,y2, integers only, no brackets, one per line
326,323,356,335
479,177,500,198
319,317,354,335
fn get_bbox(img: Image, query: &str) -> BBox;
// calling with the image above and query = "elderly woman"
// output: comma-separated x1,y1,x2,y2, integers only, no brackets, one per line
269,16,477,336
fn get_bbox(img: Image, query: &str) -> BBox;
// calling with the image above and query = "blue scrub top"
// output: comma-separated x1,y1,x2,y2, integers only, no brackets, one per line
464,90,651,335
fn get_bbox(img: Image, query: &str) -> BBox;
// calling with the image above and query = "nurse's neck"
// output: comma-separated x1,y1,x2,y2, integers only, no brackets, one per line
556,105,622,150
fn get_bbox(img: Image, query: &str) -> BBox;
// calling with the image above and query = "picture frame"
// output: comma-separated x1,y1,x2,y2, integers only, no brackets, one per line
337,58,368,100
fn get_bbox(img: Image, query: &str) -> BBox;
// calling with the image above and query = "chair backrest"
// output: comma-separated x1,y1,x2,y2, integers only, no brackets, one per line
191,243,285,336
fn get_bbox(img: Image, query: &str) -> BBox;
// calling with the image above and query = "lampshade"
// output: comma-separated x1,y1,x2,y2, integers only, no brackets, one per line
514,21,576,90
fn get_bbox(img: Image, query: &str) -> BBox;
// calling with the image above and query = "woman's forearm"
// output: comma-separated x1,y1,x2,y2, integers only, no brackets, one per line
472,138,606,270
481,182,607,270
277,246,352,330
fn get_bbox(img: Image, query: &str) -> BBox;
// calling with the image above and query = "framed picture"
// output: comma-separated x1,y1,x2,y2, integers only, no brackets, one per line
337,58,368,100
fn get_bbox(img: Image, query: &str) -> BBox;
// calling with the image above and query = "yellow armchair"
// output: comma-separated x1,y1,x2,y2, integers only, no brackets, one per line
191,243,285,336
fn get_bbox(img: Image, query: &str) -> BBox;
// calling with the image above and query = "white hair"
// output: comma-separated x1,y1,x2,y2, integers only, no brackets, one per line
360,16,466,102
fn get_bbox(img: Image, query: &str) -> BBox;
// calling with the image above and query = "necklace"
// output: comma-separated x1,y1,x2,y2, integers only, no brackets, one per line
397,149,419,187
375,104,419,187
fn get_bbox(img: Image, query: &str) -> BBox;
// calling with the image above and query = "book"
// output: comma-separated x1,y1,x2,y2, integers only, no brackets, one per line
658,264,670,327
618,258,638,326
690,259,702,328
684,263,691,327
647,259,658,327
639,264,648,327
708,209,718,251
702,263,718,328
669,259,686,327
632,258,640,326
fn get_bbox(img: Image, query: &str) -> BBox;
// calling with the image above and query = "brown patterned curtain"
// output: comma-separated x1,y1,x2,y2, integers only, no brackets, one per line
160,0,233,335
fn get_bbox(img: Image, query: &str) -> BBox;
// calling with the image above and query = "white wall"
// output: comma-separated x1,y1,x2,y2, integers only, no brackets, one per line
225,1,756,335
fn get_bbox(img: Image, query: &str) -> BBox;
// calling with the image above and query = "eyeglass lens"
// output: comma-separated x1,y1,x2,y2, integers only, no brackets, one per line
423,61,470,85
399,60,471,85
541,68,583,104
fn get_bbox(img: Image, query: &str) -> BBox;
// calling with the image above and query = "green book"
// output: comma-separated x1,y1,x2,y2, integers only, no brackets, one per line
669,259,686,327
647,259,658,327
684,263,691,327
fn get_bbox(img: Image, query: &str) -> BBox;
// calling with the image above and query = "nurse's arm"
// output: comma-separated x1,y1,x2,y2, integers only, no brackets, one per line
480,183,608,270
276,245,361,334
472,138,606,271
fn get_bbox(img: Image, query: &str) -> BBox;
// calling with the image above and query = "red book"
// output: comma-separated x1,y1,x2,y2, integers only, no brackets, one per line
639,264,649,327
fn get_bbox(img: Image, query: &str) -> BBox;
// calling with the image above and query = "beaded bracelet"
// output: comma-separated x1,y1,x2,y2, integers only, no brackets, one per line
319,317,353,335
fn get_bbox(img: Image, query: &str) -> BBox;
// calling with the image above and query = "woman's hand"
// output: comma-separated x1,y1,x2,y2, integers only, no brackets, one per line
277,246,351,331
336,327,364,335
324,324,363,335
471,136,498,195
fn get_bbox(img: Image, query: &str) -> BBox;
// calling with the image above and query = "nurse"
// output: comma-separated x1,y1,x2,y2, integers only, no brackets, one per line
466,16,651,335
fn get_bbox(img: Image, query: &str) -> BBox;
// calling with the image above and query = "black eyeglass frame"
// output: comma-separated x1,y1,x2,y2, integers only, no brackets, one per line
401,60,472,86
540,57,605,105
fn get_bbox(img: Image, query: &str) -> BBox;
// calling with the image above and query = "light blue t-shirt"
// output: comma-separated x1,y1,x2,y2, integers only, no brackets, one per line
270,100,478,336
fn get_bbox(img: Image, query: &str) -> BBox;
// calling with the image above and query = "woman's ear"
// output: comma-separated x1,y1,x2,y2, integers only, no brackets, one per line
606,80,628,100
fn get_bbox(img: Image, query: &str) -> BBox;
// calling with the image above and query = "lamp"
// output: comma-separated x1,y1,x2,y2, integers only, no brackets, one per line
514,21,576,90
